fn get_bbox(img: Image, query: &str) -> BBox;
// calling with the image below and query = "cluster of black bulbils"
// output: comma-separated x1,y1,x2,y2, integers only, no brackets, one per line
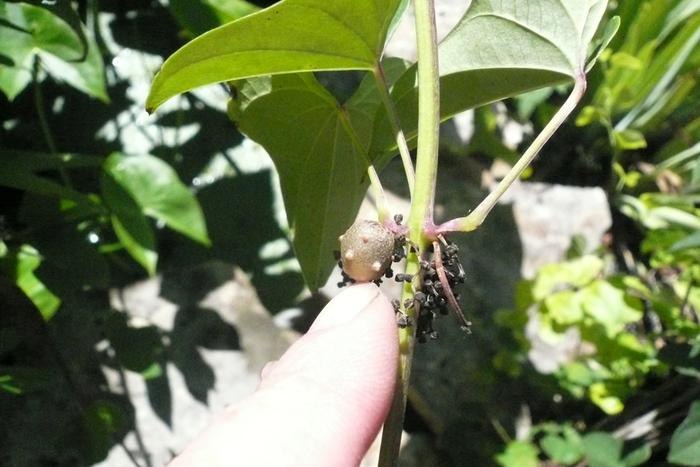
334,215,471,343
393,239,470,342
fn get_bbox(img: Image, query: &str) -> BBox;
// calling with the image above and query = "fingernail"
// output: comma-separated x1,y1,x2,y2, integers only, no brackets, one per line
308,283,383,332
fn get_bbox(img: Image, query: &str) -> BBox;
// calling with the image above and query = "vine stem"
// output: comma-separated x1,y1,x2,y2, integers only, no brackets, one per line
378,0,440,465
32,56,73,188
374,62,416,200
434,75,587,235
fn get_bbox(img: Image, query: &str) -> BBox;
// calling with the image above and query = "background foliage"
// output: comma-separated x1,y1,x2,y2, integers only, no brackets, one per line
0,0,698,466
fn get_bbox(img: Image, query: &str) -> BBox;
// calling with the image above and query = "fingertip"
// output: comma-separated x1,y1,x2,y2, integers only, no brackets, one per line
308,283,386,332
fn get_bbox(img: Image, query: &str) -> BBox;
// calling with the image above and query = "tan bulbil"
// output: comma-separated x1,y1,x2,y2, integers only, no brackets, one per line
339,220,395,282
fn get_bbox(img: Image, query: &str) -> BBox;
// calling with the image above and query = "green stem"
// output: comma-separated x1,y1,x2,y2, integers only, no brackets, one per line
32,57,72,188
374,62,416,200
378,0,440,465
437,76,587,234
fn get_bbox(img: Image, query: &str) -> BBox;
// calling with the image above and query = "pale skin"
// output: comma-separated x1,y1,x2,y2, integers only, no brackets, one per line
169,283,399,467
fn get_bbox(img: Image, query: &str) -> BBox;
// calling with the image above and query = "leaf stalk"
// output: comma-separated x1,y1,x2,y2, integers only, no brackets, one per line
436,75,587,234
374,62,416,200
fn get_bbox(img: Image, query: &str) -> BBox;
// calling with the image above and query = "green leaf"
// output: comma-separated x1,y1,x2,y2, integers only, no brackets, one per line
146,0,402,111
544,290,584,325
111,213,158,276
583,432,624,467
101,167,158,275
103,153,210,246
586,15,621,72
532,256,604,300
6,0,89,60
369,0,610,161
580,280,642,338
668,400,700,466
0,245,61,320
0,2,107,101
589,382,625,415
234,74,373,288
541,433,584,464
671,231,700,252
621,440,651,467
613,129,647,150
496,441,539,467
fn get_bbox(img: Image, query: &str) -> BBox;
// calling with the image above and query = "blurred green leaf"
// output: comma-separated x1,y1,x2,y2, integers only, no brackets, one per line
541,432,584,464
111,213,157,276
581,280,642,337
544,290,584,325
583,432,624,467
0,2,107,101
101,169,158,275
496,441,539,467
147,0,402,111
671,231,700,252
668,401,700,466
103,153,210,246
589,382,625,415
532,256,604,300
5,0,88,59
660,0,700,41
613,129,647,150
1,245,60,320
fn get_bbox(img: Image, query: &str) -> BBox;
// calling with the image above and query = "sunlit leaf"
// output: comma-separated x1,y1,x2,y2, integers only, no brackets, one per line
668,401,700,466
103,153,210,247
496,441,539,467
581,280,642,337
146,0,402,111
0,245,61,320
233,74,375,288
100,167,158,275
369,0,611,162
0,2,107,101
5,0,88,60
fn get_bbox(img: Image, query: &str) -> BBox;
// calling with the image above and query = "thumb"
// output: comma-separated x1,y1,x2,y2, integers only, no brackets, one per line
170,283,398,467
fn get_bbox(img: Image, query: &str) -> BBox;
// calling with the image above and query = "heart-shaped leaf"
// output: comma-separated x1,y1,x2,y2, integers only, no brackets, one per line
102,153,210,247
146,0,402,111
5,0,89,60
233,73,383,289
0,2,107,101
370,0,611,162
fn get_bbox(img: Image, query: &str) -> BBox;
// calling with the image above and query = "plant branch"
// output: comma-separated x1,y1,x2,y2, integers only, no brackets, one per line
32,57,73,188
378,0,440,465
435,76,587,235
374,62,415,199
